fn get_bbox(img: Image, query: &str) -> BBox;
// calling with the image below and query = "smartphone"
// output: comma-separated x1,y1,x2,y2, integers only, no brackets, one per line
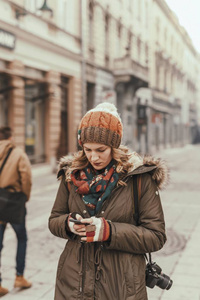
69,218,90,226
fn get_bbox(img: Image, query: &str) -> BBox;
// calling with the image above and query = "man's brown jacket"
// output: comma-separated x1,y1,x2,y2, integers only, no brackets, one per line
0,140,32,200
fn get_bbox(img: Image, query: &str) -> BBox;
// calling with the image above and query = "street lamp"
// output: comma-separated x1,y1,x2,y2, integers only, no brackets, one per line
38,0,53,17
16,0,53,19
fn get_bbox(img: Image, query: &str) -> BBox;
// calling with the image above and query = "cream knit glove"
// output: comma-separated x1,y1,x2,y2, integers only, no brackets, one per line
85,217,110,242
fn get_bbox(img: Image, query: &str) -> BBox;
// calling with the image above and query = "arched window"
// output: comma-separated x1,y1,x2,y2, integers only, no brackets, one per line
89,0,94,47
137,37,141,61
116,18,122,57
105,11,110,64
0,74,9,126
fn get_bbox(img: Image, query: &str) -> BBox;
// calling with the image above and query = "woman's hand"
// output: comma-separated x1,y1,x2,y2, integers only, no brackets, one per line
80,217,110,242
68,214,93,236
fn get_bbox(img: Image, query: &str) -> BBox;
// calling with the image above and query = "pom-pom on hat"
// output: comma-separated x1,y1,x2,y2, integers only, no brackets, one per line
78,102,123,148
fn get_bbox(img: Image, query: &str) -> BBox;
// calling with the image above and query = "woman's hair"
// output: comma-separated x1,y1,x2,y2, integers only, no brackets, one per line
65,145,134,184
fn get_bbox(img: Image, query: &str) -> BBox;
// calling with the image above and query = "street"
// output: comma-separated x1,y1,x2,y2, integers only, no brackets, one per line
1,144,200,300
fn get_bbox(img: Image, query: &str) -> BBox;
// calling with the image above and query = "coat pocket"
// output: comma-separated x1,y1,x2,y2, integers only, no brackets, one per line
122,253,136,297
130,254,146,297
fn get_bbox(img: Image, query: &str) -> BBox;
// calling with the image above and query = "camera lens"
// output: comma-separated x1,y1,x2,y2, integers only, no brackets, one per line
166,278,173,290
157,274,173,290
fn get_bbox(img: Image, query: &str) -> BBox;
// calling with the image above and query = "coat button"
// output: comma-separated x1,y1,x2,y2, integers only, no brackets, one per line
101,211,105,214
155,191,159,195
83,210,87,214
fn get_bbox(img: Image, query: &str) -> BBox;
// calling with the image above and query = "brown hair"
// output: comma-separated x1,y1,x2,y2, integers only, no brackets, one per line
65,144,133,185
0,127,12,140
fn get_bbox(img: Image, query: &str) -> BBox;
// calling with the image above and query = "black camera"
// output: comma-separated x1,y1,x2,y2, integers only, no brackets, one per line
146,261,173,290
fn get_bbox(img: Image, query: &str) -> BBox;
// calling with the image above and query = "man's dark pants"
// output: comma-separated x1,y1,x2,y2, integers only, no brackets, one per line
0,210,27,283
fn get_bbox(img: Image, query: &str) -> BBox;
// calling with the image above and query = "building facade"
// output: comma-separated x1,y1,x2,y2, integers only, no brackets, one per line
0,0,199,165
82,0,149,151
0,0,82,166
148,0,199,153
81,0,200,154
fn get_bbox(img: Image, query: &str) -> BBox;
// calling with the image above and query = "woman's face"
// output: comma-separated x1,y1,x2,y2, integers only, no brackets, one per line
83,142,112,170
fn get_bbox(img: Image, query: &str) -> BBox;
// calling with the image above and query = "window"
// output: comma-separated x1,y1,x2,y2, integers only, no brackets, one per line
137,37,141,61
105,12,109,54
58,0,78,34
145,0,148,28
25,81,46,163
116,19,122,57
129,0,133,12
105,12,110,64
57,77,69,159
24,0,43,13
89,0,94,47
25,0,36,13
164,28,168,48
145,43,148,65
156,17,160,43
126,30,132,56
171,36,174,53
138,0,141,21
0,74,9,126
87,82,95,111
156,62,160,89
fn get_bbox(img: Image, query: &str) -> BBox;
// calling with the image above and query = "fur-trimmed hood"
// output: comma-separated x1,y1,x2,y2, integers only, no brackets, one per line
128,154,169,190
58,154,73,175
57,152,169,190
143,155,169,189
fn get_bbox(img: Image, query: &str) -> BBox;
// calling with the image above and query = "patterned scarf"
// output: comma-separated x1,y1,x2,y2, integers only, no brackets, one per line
71,160,119,216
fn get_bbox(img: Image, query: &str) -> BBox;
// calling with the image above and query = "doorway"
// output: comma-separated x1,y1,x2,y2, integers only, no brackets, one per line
0,74,9,126
56,76,69,159
25,80,45,163
87,82,95,110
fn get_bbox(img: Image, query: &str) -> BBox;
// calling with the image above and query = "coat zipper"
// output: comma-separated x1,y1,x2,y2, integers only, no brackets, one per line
80,243,86,299
79,176,132,297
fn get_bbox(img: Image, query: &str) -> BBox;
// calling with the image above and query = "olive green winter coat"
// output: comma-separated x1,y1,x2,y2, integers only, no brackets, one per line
49,155,168,300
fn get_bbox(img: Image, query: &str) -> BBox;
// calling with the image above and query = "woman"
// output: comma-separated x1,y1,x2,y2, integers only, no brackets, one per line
49,102,168,300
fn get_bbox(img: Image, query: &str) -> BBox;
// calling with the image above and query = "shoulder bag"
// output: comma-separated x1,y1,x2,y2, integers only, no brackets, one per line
0,148,27,224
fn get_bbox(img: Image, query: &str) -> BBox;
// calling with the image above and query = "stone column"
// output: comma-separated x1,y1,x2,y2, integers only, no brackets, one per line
7,60,25,149
45,71,61,167
68,77,82,153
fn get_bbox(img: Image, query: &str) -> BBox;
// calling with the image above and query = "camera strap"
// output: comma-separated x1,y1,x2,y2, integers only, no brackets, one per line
133,175,152,264
133,175,140,226
145,253,152,264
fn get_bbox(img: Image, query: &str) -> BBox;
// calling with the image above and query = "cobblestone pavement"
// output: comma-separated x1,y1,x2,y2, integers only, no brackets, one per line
1,144,200,299
148,144,200,300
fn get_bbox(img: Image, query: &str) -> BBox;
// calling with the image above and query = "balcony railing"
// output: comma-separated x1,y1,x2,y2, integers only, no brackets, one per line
113,55,148,83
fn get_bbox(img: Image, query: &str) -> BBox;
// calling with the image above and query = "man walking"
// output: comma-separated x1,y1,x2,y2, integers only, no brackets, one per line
0,127,32,296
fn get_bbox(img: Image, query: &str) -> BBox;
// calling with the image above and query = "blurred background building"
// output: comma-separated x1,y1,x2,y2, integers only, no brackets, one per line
0,0,199,166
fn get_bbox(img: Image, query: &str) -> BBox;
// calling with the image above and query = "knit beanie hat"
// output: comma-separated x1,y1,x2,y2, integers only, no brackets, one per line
78,102,123,148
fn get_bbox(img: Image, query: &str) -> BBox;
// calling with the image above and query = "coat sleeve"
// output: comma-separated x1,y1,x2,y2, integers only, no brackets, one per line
48,178,73,240
105,173,166,254
18,152,32,200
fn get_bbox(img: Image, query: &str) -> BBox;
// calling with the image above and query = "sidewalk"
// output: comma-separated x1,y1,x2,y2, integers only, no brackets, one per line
148,144,200,300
